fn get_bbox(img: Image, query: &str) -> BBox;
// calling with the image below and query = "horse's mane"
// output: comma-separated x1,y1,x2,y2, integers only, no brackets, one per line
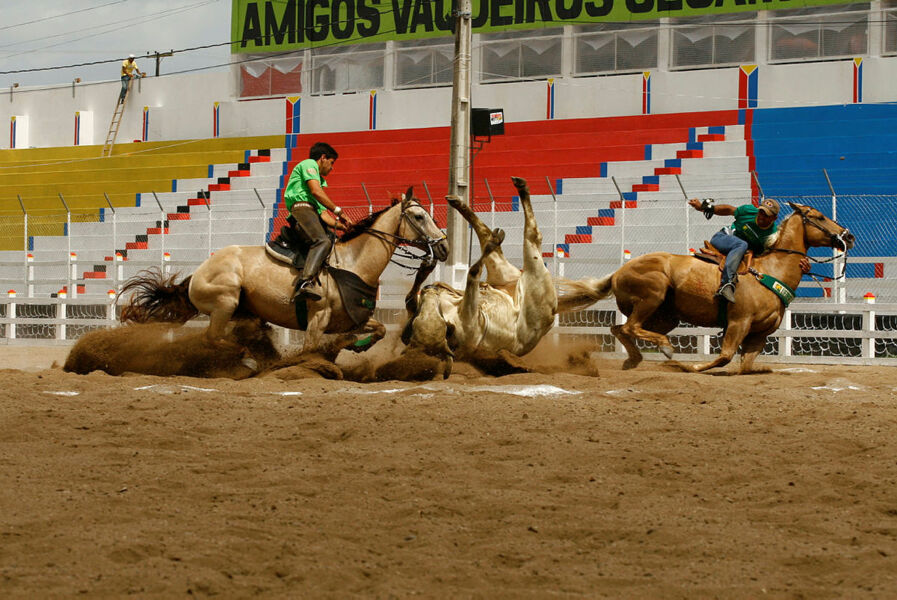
764,208,803,250
337,199,399,243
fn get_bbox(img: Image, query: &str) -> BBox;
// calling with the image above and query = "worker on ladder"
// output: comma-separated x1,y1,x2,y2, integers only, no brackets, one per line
119,54,146,104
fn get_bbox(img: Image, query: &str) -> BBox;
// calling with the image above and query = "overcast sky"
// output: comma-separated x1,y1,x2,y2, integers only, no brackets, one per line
0,0,232,90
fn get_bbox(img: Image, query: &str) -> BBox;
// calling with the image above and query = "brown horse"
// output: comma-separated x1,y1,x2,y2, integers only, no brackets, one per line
572,203,855,373
119,190,448,364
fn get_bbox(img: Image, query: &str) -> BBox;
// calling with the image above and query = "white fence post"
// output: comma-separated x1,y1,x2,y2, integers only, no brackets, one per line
69,252,78,298
26,252,34,298
781,307,792,358
56,293,66,340
863,296,876,359
7,290,16,339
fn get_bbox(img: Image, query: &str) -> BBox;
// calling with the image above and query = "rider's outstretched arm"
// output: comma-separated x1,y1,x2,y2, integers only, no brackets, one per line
687,198,736,217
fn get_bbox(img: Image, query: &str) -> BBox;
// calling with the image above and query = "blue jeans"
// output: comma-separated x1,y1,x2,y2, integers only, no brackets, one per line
710,229,748,286
120,76,130,102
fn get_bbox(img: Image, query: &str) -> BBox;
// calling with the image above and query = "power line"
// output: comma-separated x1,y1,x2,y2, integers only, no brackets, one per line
0,0,219,59
0,0,128,33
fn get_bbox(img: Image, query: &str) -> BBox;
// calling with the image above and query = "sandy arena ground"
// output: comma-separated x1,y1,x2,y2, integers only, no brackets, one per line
1,341,896,598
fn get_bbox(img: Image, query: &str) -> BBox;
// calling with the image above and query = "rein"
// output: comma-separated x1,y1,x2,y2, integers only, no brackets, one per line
360,201,446,271
766,210,851,285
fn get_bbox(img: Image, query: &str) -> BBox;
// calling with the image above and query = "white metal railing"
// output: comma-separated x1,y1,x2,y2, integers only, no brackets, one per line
1,295,895,366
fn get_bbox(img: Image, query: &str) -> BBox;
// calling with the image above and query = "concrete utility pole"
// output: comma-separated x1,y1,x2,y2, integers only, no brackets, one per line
446,0,472,287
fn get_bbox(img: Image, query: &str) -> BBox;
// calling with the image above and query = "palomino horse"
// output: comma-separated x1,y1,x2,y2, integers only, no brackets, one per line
120,189,448,364
401,177,564,377
576,203,854,373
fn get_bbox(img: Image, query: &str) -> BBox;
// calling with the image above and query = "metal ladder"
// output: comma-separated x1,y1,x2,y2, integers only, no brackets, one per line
101,95,127,157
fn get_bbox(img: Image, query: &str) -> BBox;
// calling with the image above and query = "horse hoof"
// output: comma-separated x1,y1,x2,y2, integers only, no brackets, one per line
241,357,259,372
660,345,674,359
622,358,640,370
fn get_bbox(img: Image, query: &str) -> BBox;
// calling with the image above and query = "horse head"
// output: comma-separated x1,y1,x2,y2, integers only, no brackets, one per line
786,202,855,251
398,186,449,262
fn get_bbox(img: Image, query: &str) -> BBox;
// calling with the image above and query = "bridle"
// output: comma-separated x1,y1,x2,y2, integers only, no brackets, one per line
363,200,447,270
768,207,852,281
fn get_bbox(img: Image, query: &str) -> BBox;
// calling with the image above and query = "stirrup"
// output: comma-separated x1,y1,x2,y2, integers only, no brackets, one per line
293,280,322,302
715,282,736,303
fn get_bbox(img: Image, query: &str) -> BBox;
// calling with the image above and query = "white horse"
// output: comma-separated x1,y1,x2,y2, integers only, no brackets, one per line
400,176,595,378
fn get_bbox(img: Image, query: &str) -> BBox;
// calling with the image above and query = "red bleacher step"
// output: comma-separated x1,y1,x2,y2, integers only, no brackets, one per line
632,183,659,192
587,216,615,226
168,213,191,220
208,183,230,191
228,169,250,177
610,200,639,209
188,198,210,206
248,155,270,163
697,133,725,142
83,272,106,279
126,241,149,250
655,167,681,175
677,149,703,159
146,227,169,235
565,234,592,244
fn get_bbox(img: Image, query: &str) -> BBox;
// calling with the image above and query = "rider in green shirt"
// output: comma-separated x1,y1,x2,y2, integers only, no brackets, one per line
688,197,780,303
283,142,354,301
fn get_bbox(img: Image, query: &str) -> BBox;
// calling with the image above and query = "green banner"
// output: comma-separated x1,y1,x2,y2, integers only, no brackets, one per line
232,0,861,53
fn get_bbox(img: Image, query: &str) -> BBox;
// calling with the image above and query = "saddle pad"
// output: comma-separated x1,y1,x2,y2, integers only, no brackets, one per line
328,266,378,328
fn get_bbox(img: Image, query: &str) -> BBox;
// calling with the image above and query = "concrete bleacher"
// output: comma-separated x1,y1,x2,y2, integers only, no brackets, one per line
4,104,895,301
0,136,281,253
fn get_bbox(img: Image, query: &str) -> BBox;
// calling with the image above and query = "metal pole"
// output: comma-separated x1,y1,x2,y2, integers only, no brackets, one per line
822,168,844,304
545,176,559,279
151,192,167,264
484,178,495,231
104,193,117,269
611,176,626,266
17,195,26,269
361,182,373,215
421,181,434,216
446,0,472,287
59,193,72,295
675,174,691,253
751,171,765,201
254,188,266,242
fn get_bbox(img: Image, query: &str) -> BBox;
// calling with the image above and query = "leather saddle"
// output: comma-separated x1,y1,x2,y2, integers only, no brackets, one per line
265,215,324,271
693,240,754,275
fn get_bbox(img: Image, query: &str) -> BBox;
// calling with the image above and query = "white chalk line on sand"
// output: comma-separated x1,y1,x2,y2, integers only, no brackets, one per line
349,384,581,398
42,391,80,396
133,384,217,394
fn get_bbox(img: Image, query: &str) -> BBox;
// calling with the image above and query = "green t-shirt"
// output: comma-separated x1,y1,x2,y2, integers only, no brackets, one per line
730,204,777,253
284,158,327,213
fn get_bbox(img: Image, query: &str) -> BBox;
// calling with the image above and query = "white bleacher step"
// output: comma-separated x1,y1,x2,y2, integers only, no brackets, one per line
210,160,285,178
603,155,748,178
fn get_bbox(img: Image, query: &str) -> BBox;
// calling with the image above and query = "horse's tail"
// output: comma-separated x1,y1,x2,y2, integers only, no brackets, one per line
556,274,614,313
119,268,198,324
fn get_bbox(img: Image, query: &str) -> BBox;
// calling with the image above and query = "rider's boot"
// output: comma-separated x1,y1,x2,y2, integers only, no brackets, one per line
292,240,329,302
715,280,737,303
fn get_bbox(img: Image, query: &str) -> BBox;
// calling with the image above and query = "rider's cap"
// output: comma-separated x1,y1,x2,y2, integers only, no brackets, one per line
128,53,135,58
759,198,780,217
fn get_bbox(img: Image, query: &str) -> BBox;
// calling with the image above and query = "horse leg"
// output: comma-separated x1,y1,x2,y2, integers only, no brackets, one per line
610,323,643,370
330,318,387,354
692,318,751,373
302,305,332,356
739,331,770,374
613,294,677,366
446,194,519,287
459,228,504,331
